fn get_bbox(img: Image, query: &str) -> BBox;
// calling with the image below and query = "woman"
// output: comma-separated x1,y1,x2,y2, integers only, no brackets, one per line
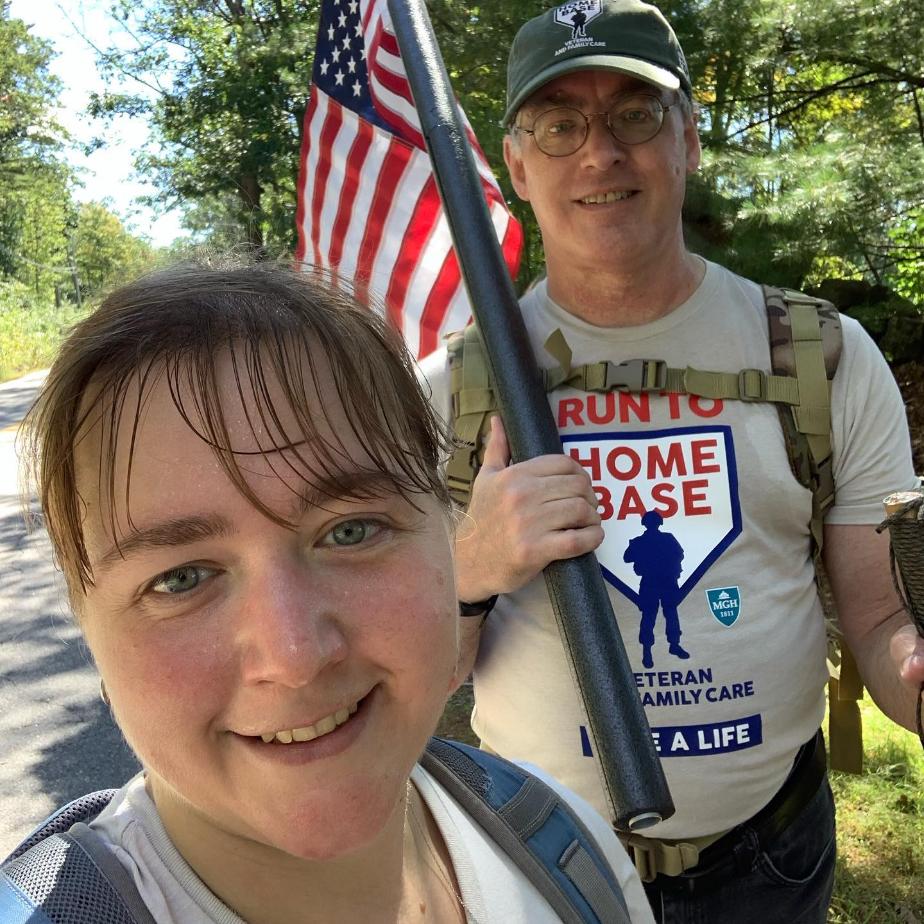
4,261,654,923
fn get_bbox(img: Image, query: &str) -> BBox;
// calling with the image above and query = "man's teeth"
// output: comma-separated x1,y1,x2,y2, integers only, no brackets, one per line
581,190,634,204
260,702,359,744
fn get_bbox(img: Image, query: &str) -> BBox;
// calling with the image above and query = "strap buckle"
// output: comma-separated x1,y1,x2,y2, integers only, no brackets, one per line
625,836,702,882
738,368,767,401
604,359,667,392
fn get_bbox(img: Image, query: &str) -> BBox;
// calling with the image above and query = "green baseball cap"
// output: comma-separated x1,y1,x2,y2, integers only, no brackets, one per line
504,0,692,126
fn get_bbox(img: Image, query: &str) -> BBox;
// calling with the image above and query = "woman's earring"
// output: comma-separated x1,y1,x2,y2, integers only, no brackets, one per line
100,679,111,707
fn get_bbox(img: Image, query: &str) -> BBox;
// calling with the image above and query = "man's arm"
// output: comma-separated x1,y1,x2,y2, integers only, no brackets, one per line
453,416,604,677
824,522,924,731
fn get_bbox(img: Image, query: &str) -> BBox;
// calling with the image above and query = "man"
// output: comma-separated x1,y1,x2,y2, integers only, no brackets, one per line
420,1,924,920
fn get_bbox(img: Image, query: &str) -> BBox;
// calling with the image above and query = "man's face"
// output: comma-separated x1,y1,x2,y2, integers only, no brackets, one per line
504,69,700,275
75,349,460,862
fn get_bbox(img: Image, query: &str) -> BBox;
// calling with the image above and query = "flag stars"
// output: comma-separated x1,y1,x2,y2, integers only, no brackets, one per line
338,12,346,27
354,21,362,37
320,59,330,76
335,70,345,86
327,25,335,40
349,0,358,11
353,80,362,97
347,57,357,74
332,48,341,63
342,34,351,49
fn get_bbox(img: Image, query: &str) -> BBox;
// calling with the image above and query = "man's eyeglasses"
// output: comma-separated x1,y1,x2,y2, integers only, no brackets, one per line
516,95,673,157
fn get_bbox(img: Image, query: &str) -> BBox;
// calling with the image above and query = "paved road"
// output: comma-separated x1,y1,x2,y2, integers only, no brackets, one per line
0,371,139,855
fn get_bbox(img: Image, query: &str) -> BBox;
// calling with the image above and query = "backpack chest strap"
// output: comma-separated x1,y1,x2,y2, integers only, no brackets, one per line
542,328,805,406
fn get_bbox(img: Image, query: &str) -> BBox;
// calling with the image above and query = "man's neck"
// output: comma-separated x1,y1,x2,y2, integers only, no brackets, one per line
545,249,705,327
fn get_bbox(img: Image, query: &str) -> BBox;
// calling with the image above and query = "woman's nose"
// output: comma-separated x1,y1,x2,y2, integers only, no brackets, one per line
236,561,348,688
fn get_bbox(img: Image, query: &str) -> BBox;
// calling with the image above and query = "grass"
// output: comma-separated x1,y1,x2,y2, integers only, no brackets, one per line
437,687,923,921
828,699,923,923
0,283,89,383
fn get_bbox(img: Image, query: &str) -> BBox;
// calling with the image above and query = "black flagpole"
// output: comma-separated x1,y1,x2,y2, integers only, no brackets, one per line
387,0,673,830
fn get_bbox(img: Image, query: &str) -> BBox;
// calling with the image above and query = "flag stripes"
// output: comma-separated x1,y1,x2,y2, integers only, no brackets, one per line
296,0,522,358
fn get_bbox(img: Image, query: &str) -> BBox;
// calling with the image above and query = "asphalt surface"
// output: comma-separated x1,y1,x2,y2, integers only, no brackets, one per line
0,371,139,855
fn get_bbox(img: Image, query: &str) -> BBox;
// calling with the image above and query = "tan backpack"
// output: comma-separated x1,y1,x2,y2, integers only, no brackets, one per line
445,285,864,773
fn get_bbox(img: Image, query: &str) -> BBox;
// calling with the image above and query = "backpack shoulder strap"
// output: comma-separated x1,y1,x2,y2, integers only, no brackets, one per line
763,285,863,773
445,324,497,506
1,793,156,924
763,284,842,551
422,737,630,924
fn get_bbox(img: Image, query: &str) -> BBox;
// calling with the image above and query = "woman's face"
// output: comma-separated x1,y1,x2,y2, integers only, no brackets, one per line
74,350,460,860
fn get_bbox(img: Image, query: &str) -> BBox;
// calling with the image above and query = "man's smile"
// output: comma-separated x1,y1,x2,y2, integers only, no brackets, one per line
578,189,639,205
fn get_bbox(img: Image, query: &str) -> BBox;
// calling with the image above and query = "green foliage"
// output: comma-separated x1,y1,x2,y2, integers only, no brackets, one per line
92,1,321,254
0,279,88,382
675,0,924,303
73,202,155,299
0,5,155,378
0,0,63,172
76,0,924,315
828,700,924,923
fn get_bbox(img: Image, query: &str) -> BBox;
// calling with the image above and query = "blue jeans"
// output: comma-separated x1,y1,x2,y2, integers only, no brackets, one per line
643,775,836,923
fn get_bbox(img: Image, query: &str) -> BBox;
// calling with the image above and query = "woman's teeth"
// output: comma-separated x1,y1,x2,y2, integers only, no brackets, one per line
260,702,359,744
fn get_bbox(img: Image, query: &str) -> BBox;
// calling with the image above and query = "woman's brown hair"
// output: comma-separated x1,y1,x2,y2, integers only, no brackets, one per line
23,259,451,600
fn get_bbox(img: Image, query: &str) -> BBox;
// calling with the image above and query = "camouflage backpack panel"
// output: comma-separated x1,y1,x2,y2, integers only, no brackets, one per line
445,323,497,506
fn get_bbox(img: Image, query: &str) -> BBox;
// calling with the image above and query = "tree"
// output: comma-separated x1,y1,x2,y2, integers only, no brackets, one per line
92,0,320,253
0,0,62,174
0,2,75,297
73,201,154,298
668,0,924,299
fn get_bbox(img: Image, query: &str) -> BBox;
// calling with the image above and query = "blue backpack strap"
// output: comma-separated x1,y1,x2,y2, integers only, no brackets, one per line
422,737,630,924
1,792,156,924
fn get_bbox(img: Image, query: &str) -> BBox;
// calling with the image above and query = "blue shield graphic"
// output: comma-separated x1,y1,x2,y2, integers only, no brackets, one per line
705,586,741,627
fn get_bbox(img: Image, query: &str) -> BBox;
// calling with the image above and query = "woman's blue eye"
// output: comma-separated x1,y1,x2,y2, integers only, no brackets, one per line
326,519,380,546
151,566,212,595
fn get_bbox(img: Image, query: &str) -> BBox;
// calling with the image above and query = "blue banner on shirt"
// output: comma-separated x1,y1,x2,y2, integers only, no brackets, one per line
650,714,762,756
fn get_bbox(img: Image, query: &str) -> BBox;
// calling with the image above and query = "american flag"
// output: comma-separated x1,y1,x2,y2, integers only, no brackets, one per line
295,0,523,358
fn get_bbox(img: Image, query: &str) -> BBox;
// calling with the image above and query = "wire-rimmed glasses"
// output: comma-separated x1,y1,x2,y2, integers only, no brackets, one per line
516,95,672,157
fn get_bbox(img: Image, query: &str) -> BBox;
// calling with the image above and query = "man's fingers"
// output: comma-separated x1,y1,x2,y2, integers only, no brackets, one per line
535,523,606,562
536,495,602,530
480,414,511,473
891,624,924,684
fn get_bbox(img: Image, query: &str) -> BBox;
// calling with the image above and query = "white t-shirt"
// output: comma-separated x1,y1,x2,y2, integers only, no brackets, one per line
88,766,654,923
419,260,918,839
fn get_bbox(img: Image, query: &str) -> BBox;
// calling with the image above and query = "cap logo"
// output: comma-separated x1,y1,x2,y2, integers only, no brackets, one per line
554,1,603,40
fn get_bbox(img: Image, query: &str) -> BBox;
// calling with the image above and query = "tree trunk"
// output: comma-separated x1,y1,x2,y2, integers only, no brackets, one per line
238,174,264,251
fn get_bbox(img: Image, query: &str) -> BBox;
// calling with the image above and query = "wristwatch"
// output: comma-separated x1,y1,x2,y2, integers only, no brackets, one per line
458,594,498,618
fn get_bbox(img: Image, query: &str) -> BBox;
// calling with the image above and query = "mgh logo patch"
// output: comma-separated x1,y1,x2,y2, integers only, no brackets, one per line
705,586,742,627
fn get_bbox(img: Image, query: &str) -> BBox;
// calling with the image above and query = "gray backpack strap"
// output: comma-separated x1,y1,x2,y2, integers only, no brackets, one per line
1,795,156,924
69,824,158,924
422,738,631,924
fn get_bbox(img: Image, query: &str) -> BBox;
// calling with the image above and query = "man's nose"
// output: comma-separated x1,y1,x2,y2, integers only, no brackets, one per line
579,112,627,168
236,560,348,687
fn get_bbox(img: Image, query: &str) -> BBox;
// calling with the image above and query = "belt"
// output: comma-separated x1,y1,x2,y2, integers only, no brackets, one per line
625,731,827,891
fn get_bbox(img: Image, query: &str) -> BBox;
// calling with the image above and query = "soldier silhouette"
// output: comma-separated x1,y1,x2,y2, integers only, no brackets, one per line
569,10,588,38
623,510,689,669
